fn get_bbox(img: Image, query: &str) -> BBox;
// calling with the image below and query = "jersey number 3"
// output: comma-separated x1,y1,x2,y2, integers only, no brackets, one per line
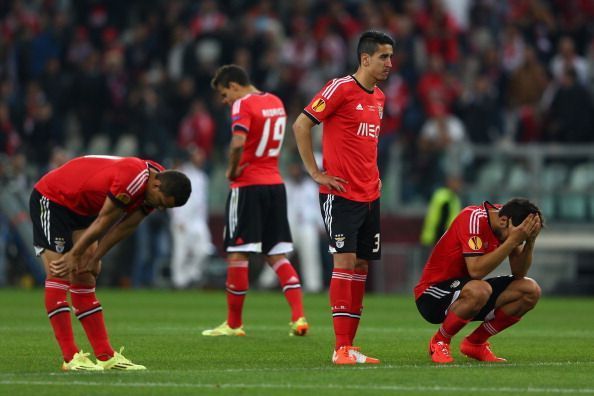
255,116,286,157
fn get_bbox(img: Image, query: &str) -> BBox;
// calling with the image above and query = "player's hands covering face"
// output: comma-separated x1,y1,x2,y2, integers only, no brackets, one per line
508,213,540,245
526,213,542,242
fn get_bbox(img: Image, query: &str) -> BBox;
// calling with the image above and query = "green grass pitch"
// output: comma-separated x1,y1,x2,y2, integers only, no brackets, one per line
0,289,593,395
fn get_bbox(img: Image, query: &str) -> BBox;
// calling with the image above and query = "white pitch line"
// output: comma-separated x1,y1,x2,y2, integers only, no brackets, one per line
1,380,593,394
1,361,593,377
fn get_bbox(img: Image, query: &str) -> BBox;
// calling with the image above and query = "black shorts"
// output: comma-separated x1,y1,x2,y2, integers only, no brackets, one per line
416,275,515,324
319,194,381,260
223,184,293,255
29,189,96,255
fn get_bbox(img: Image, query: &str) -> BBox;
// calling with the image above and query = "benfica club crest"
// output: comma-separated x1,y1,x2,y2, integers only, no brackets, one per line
334,234,346,249
54,238,66,253
378,105,383,119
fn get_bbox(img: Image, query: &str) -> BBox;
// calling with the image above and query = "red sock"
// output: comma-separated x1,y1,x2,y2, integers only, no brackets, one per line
45,278,79,362
226,260,249,329
349,269,367,345
466,308,522,344
272,258,304,321
330,268,353,349
70,285,114,361
434,310,470,344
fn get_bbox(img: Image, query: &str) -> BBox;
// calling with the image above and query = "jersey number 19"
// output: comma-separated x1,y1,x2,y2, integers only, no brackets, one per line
255,116,286,157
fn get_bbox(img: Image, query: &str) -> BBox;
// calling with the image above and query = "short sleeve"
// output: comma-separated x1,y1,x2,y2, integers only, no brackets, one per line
457,210,488,257
303,78,347,124
108,160,150,209
231,97,252,134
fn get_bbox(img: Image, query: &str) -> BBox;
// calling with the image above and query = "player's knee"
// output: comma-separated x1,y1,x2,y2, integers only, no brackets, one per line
521,278,541,309
71,271,96,285
462,280,492,307
90,262,102,277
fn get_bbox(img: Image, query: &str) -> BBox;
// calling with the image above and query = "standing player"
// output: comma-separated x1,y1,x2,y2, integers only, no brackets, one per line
202,65,308,337
30,155,191,371
414,198,542,363
293,31,394,364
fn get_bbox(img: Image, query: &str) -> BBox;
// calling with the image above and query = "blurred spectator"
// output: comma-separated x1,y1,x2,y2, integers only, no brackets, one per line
0,102,21,156
416,107,470,197
39,57,71,143
281,17,317,85
8,151,32,190
420,175,462,247
550,36,589,85
501,24,527,73
189,0,228,37
130,84,172,162
66,27,93,69
131,210,171,288
177,99,215,161
21,81,55,167
167,26,194,81
378,72,410,176
313,0,361,43
506,46,548,142
508,0,556,63
416,0,461,65
46,146,71,171
417,54,461,116
544,67,594,143
169,147,213,289
71,51,107,147
460,74,503,143
284,162,325,292
103,50,130,145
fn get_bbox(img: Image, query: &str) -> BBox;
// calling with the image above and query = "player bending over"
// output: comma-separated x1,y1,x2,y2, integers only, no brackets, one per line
30,155,190,370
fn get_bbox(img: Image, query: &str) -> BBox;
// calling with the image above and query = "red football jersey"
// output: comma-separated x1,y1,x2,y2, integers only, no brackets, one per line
230,92,285,188
303,75,385,202
34,155,164,217
414,202,502,299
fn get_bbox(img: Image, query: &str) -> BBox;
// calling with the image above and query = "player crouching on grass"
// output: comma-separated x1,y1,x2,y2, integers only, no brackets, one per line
29,155,191,371
414,198,543,363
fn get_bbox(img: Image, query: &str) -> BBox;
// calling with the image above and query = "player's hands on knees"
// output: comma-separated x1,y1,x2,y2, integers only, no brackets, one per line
76,258,101,277
49,253,76,277
312,170,348,192
77,248,101,276
509,213,539,245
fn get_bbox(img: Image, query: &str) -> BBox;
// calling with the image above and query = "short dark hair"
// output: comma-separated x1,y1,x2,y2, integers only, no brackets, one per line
210,64,251,89
499,198,543,227
357,30,394,65
156,170,191,207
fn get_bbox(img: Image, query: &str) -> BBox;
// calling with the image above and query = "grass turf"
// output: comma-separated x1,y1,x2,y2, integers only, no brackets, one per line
0,289,592,395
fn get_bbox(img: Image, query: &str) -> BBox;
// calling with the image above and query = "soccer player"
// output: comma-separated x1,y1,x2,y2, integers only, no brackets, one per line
202,65,308,337
30,155,191,371
414,198,543,363
293,30,394,364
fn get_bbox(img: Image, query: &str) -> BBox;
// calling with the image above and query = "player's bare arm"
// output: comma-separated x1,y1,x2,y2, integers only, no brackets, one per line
87,208,146,269
464,214,537,279
293,113,347,192
226,133,247,180
49,197,125,277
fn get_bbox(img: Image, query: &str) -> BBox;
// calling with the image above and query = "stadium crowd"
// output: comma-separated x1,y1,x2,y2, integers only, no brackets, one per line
1,0,594,286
